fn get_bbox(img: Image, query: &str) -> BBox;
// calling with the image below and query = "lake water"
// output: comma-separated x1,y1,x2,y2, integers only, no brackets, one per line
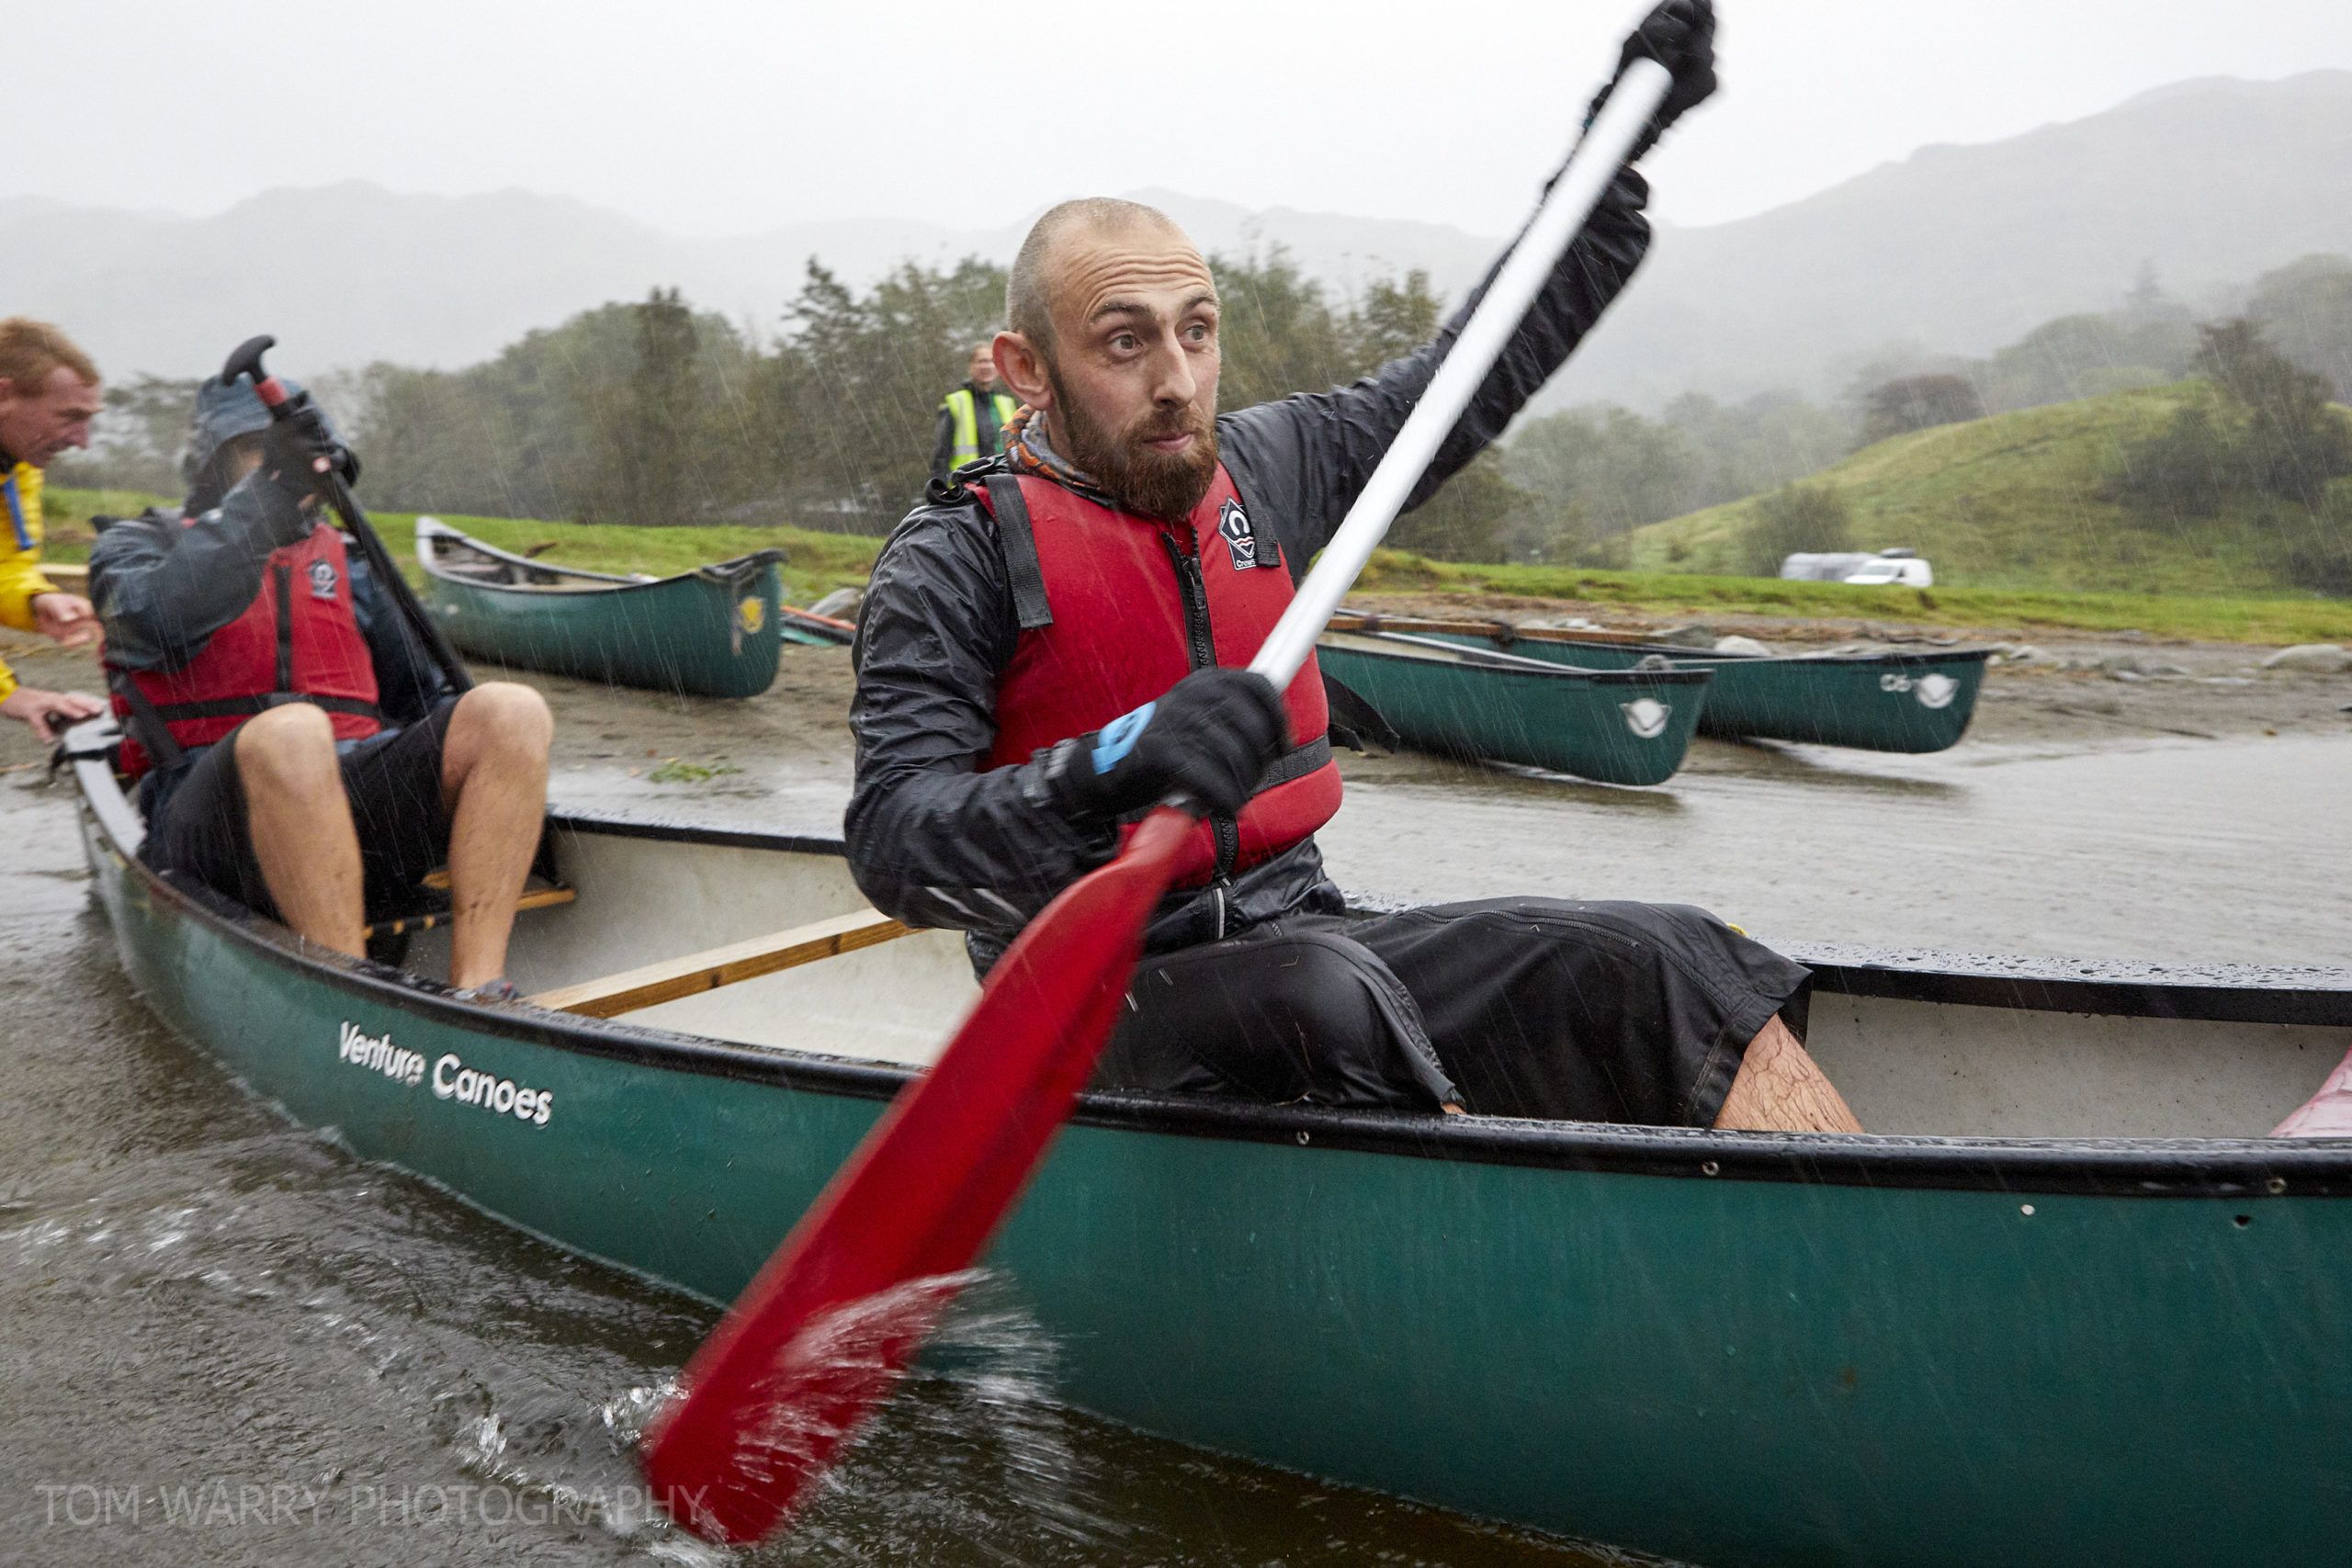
4,726,2345,1564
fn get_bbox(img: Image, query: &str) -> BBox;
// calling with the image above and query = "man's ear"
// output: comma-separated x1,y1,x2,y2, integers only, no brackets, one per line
994,333,1053,410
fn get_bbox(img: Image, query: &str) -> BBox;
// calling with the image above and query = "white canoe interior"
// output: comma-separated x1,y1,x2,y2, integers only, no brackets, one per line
401,818,2347,1142
408,824,980,1069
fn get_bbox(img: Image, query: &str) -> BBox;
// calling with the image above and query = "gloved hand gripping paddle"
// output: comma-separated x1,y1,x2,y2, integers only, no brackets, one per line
220,335,473,696
639,57,1679,1548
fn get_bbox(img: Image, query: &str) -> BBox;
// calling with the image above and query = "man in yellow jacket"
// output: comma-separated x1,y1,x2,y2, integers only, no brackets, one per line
0,319,106,740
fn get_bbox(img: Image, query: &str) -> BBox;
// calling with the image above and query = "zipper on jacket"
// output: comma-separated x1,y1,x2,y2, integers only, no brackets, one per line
1159,529,1242,883
272,562,295,692
1210,819,1239,883
1161,531,1216,672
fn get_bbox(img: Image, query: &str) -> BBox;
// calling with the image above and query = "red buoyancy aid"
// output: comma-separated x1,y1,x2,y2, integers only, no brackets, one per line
979,467,1342,888
114,520,382,778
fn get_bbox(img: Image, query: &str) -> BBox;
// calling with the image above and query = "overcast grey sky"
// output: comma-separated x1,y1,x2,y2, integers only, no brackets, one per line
17,0,2352,237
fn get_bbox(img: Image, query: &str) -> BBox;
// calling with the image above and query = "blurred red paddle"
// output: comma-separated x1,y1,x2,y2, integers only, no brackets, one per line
640,57,1676,1546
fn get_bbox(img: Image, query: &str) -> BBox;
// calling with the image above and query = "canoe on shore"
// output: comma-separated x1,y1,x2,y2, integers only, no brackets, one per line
1336,615,1991,752
415,518,852,699
63,715,2352,1568
1316,629,1712,784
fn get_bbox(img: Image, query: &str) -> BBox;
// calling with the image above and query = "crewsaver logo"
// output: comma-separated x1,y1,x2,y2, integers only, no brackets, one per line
307,558,340,601
1217,499,1259,570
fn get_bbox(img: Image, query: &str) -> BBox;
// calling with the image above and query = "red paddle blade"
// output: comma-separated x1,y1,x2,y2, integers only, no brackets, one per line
640,807,1200,1544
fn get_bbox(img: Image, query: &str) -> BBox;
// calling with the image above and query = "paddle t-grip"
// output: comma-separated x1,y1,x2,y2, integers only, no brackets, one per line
221,334,293,411
210,333,478,694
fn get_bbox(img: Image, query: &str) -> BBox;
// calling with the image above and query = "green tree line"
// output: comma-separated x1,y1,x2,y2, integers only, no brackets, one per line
52,250,2352,582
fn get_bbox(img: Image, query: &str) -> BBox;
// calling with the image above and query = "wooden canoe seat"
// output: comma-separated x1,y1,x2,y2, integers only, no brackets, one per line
361,871,576,940
528,908,911,1019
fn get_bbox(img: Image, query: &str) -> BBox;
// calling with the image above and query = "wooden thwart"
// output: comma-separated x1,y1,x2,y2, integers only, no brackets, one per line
528,907,912,1020
363,875,575,940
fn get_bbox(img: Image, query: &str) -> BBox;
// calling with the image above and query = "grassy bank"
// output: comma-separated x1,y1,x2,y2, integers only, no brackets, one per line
40,487,2352,646
1627,383,2346,598
38,491,883,604
1353,550,2352,645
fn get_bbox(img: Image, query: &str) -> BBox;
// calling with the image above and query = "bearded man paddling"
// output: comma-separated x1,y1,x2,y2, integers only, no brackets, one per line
847,0,1858,1134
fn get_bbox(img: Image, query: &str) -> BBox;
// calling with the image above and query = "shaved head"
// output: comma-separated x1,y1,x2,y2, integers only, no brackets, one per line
1007,197,1194,356
995,197,1223,522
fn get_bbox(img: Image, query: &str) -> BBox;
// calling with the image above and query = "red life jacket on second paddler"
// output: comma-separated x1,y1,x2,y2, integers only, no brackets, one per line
114,519,383,778
977,466,1341,890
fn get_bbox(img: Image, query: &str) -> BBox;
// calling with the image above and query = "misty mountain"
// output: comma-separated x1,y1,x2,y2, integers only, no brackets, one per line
1557,70,2352,407
0,184,1499,385
5,72,2349,402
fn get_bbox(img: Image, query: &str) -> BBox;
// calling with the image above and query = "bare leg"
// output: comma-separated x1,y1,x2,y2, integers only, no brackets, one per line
236,704,366,958
438,682,552,989
2270,1043,2352,1137
1713,1014,1864,1134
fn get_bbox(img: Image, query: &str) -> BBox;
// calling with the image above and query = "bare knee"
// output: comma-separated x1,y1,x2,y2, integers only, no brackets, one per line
451,682,552,756
234,704,339,792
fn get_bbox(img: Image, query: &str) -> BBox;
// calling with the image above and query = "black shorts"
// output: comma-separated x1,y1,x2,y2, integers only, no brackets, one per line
141,699,460,924
1095,897,1811,1126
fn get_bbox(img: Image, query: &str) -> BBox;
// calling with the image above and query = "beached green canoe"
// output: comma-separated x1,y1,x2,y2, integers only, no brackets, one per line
1315,629,1711,784
62,715,2352,1567
415,518,851,699
1349,616,1991,752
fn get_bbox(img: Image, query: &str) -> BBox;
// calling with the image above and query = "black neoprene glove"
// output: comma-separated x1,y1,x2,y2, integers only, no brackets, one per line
254,392,357,512
1054,667,1288,821
1584,0,1718,162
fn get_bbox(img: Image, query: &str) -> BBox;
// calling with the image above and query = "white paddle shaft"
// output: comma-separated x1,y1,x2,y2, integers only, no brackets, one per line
1247,57,1673,687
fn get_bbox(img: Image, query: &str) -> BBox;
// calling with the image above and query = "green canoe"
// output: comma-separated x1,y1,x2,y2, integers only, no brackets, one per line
415,518,849,699
64,718,2352,1568
1315,629,1712,784
1352,615,1991,752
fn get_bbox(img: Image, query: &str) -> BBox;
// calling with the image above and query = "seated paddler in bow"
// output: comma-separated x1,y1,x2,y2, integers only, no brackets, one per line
845,0,1861,1133
88,373,551,996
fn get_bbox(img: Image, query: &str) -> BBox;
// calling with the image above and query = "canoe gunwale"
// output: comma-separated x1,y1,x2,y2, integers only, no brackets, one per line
417,516,786,597
1330,615,1996,671
1320,630,1715,686
1559,640,1996,671
67,733,2352,1199
421,554,778,603
1786,942,2352,1029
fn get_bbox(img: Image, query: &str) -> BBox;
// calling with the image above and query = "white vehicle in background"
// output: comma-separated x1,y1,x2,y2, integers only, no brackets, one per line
1841,551,1934,587
1778,547,1932,585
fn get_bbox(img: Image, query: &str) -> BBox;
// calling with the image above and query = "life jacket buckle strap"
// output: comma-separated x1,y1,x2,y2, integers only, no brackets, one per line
982,475,1055,630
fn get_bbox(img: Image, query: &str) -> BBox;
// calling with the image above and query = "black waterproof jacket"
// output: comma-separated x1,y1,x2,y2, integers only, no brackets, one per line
847,167,1654,973
90,474,452,805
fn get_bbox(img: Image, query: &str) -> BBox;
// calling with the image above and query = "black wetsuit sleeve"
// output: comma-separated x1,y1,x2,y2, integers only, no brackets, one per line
89,475,313,672
1216,166,1653,570
844,499,1117,940
346,547,453,725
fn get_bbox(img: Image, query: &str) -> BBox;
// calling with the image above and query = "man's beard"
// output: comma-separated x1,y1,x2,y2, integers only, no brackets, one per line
1049,366,1218,523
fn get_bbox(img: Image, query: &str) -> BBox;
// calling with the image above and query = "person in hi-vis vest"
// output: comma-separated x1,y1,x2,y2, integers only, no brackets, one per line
931,341,1021,484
